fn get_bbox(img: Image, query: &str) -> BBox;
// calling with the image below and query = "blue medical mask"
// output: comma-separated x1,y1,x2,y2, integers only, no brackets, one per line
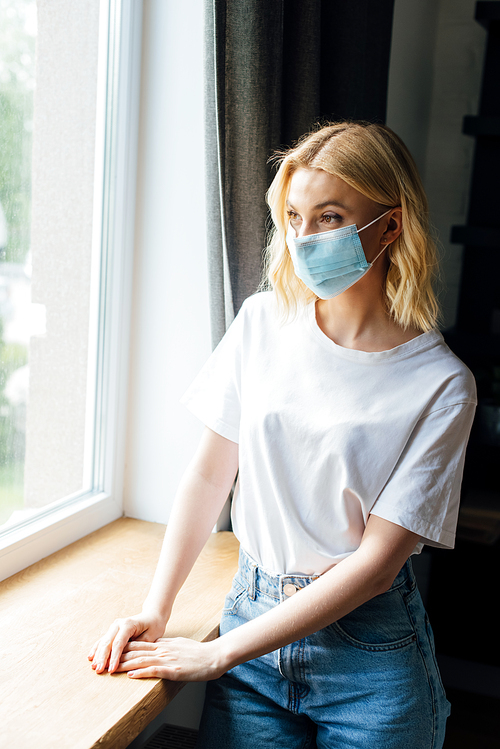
286,209,392,299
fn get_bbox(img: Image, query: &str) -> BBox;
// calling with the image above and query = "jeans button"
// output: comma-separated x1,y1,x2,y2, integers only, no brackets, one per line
284,583,298,597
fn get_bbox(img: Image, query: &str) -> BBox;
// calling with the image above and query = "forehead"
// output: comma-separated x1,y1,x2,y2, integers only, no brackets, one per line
287,168,371,213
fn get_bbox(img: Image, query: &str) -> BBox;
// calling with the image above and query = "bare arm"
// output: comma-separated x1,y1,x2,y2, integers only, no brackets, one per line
141,427,239,620
116,514,420,681
88,427,239,674
218,515,419,667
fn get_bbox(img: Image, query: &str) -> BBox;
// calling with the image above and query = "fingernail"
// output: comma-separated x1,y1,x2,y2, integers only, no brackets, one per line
128,671,135,677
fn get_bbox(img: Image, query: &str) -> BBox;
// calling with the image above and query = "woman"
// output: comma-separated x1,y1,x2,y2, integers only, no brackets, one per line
89,122,476,748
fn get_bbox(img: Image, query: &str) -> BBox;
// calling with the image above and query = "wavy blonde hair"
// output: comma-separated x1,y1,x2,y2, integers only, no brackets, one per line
261,121,440,331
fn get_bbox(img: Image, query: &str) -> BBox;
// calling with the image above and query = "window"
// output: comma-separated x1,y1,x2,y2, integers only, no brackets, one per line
0,0,142,581
0,0,36,528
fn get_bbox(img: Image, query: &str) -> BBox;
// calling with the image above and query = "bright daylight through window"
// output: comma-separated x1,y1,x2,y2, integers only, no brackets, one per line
0,0,39,528
0,0,125,548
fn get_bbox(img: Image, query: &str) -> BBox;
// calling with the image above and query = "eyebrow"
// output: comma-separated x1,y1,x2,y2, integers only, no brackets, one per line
286,198,350,211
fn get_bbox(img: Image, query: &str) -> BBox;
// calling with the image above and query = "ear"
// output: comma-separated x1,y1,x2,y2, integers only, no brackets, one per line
381,208,403,246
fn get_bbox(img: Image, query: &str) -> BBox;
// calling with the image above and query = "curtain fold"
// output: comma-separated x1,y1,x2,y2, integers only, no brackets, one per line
205,0,395,347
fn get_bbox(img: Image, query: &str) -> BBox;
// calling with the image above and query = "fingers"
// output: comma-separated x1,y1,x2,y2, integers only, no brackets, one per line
88,631,124,660
87,639,100,661
128,667,165,679
114,643,180,680
91,622,120,674
134,633,152,642
116,638,220,682
89,631,214,681
90,619,142,674
119,648,163,665
122,640,158,652
89,614,169,676
118,645,165,668
116,654,164,671
115,654,181,681
108,627,137,674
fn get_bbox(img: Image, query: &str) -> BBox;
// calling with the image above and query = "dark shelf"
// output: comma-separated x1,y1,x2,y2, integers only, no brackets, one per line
463,114,500,136
427,538,500,667
475,0,500,28
450,225,500,247
443,328,500,359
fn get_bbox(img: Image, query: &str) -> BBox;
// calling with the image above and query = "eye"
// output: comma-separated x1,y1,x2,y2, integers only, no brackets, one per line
322,213,342,225
286,209,300,223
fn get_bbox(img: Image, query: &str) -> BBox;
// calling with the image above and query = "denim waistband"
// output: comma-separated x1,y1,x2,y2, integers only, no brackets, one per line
236,547,415,603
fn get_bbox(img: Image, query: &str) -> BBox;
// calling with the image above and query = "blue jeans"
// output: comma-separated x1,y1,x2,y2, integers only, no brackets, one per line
197,548,451,749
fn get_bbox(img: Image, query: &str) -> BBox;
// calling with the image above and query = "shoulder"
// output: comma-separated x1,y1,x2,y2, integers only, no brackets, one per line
232,291,281,332
416,332,477,414
216,292,279,353
435,334,476,400
238,290,276,317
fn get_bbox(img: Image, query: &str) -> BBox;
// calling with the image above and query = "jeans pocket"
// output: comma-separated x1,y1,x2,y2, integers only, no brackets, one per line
331,587,417,651
424,612,448,698
222,574,248,615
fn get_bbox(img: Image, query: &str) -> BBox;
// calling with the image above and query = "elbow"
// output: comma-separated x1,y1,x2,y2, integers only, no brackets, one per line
376,577,396,596
372,554,415,596
370,567,401,597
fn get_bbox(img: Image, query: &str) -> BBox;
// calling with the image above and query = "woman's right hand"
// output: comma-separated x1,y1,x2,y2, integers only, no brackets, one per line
88,611,168,674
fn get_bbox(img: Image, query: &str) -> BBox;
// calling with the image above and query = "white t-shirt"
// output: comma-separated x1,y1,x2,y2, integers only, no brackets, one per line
181,292,477,575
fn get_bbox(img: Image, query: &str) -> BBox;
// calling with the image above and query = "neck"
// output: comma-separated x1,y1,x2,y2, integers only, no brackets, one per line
315,266,420,352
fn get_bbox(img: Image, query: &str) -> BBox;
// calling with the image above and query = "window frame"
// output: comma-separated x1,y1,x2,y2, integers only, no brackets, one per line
0,0,143,582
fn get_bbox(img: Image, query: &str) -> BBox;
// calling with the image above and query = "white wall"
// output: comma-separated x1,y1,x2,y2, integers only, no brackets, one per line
123,0,211,522
122,1,211,733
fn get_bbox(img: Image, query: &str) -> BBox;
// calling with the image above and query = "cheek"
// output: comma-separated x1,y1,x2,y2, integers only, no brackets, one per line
359,230,384,262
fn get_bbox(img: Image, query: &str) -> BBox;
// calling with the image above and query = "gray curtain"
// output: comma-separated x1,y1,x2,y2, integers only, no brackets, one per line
205,0,395,347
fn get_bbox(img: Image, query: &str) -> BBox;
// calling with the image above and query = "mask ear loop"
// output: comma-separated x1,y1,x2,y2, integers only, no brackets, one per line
369,244,388,267
357,208,395,267
357,208,393,234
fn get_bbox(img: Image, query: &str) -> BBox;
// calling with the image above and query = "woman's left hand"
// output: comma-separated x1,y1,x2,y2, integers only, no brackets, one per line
115,637,226,682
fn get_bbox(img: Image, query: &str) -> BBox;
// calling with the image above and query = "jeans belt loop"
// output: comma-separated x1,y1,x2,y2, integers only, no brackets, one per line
249,561,257,601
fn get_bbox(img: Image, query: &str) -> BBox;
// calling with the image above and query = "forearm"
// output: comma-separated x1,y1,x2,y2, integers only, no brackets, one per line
90,428,238,675
142,468,230,619
142,428,239,621
117,555,380,683
116,516,420,681
216,516,420,672
216,544,381,669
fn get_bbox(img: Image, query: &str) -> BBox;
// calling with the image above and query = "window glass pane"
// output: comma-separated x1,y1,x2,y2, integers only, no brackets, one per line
0,0,103,531
0,0,36,525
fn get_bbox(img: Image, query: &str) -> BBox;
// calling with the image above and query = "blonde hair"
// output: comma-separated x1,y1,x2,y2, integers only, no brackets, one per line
262,121,440,332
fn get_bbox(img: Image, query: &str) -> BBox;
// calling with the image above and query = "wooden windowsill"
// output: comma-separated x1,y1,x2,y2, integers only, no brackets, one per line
0,518,239,748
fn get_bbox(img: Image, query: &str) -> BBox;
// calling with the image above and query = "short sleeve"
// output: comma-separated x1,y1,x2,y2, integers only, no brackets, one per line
370,401,476,549
179,307,246,444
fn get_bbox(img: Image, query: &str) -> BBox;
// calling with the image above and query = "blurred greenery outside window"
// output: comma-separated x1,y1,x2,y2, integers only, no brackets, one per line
0,0,102,534
0,0,36,524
